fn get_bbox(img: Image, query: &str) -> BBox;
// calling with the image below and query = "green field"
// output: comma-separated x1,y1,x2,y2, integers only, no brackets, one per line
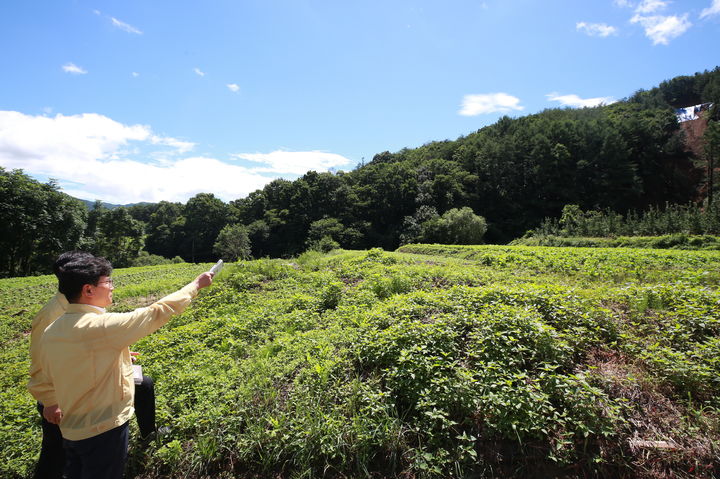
2,246,720,478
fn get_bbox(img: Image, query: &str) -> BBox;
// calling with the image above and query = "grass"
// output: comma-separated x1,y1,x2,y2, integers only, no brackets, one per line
2,246,720,478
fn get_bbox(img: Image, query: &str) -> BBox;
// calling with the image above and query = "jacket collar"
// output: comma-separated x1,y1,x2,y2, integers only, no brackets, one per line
54,292,69,309
66,303,106,314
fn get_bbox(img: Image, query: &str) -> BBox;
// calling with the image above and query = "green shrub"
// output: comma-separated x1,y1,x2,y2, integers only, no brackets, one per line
131,251,183,267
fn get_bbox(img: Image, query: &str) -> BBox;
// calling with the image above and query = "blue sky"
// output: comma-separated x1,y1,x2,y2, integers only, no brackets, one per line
1,0,718,204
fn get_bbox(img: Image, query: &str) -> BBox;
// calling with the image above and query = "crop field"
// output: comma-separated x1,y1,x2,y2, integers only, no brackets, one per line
2,246,720,478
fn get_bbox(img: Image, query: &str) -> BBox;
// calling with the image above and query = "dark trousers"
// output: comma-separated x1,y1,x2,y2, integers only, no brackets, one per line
34,403,64,479
134,375,155,439
63,421,129,479
34,375,156,478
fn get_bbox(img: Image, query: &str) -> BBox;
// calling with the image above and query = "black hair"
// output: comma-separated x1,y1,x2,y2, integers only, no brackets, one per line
55,254,113,303
53,251,95,277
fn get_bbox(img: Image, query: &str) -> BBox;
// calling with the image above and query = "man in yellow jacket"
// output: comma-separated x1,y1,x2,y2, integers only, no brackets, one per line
28,251,164,478
28,251,92,478
30,254,213,478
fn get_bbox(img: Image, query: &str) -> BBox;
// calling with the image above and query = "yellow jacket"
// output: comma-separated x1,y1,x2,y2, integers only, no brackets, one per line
27,292,68,406
34,282,198,441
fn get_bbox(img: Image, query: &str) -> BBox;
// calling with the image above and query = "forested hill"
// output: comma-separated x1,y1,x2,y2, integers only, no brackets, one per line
230,66,719,248
2,67,719,276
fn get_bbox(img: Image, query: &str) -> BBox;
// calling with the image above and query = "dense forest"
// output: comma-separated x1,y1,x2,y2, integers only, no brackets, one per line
2,67,719,277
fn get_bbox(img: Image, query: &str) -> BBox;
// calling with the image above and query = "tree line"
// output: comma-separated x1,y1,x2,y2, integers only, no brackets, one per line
531,202,720,238
2,67,719,277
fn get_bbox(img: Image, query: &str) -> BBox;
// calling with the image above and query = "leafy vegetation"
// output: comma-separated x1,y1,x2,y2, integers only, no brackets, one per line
2,246,720,478
525,203,720,240
512,233,720,250
0,169,87,277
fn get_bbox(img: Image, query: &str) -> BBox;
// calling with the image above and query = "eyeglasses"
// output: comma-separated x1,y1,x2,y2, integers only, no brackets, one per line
97,279,114,287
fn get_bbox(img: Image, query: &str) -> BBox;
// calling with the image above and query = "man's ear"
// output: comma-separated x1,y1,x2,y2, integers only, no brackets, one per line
82,284,94,298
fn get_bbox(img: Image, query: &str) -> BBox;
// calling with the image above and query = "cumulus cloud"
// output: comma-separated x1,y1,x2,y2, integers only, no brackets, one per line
110,17,143,35
614,0,633,7
62,63,87,75
458,93,524,116
630,13,691,44
576,22,618,37
227,83,240,92
194,68,205,77
0,111,352,204
234,150,352,176
701,0,720,18
634,0,668,14
547,93,616,108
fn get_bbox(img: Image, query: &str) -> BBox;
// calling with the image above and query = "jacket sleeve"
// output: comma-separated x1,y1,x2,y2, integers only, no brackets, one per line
102,282,199,349
27,363,58,406
27,295,65,405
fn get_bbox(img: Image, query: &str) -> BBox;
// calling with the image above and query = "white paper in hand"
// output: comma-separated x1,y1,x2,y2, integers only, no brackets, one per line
210,259,224,275
133,364,143,385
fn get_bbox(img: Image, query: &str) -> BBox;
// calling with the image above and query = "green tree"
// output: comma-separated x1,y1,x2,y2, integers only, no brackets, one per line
33,192,87,273
0,168,87,277
247,220,270,258
559,204,583,236
145,201,185,258
400,205,439,245
182,193,229,262
91,207,145,267
306,218,344,247
305,217,363,250
420,207,487,244
213,223,251,261
83,200,105,243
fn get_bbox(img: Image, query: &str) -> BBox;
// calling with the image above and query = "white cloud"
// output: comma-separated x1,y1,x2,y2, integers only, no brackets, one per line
630,13,691,44
132,72,139,77
458,93,524,116
111,17,143,35
62,63,87,75
0,111,352,204
227,83,240,92
234,150,352,176
576,22,618,37
614,0,633,7
55,156,272,204
194,68,205,77
700,0,720,18
634,0,668,14
93,9,101,15
150,135,195,154
547,93,616,108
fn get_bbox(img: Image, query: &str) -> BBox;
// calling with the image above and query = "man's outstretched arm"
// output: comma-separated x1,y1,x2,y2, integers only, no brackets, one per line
103,272,214,349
